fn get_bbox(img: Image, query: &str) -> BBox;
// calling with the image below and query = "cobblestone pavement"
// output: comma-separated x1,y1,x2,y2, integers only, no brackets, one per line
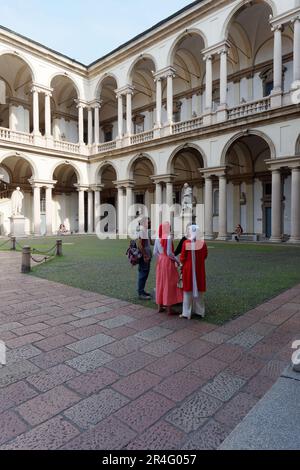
0,251,299,450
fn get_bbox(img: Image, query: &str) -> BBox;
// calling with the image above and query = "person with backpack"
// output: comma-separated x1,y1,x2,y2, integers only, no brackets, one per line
136,217,153,300
154,221,183,315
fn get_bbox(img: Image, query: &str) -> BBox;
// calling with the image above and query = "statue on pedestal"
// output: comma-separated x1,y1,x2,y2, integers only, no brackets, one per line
181,183,193,213
11,187,24,216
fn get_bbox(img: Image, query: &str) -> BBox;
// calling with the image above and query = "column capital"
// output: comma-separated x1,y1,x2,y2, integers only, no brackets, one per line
28,179,57,189
153,66,176,81
74,184,89,191
271,24,284,33
31,83,53,95
202,40,230,59
113,179,135,189
200,166,227,178
115,85,134,97
75,99,87,109
151,174,176,184
90,184,104,191
89,99,102,109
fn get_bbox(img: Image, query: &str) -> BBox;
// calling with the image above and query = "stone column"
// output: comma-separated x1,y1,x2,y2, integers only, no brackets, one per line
88,191,94,233
117,187,125,236
45,185,53,235
272,25,283,93
94,104,100,144
219,48,228,106
292,18,300,87
94,188,101,233
245,180,254,233
32,185,41,236
77,104,84,144
290,167,300,243
155,77,162,128
32,87,40,135
126,89,133,136
45,92,52,137
167,71,174,124
166,182,173,208
117,93,123,139
204,55,213,110
270,169,282,242
78,188,85,233
217,175,228,240
232,183,241,229
88,107,93,145
204,176,214,239
125,185,134,233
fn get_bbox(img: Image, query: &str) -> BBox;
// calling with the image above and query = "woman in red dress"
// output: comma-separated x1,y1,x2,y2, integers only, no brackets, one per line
154,222,183,315
180,224,208,320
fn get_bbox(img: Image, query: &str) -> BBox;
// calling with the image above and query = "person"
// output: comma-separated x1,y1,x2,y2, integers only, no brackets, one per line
234,224,243,242
58,224,68,235
136,217,153,300
174,223,192,257
154,222,183,315
180,225,208,320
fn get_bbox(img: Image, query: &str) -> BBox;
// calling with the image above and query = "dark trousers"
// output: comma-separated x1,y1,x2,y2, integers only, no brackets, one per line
138,258,151,295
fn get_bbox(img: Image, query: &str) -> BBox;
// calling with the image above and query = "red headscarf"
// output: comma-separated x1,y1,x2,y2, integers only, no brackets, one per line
158,222,174,254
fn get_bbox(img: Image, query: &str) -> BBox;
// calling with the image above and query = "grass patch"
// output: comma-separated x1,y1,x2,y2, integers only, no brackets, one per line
2,235,300,325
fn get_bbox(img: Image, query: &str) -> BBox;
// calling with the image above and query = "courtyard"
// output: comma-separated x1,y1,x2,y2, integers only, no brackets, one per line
0,239,300,449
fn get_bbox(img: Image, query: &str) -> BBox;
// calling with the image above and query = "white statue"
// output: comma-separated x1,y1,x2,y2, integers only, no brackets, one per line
182,183,193,213
11,187,24,216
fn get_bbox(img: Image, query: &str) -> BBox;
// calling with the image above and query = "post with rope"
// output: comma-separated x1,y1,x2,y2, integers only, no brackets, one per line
21,246,31,273
56,239,62,257
10,237,16,251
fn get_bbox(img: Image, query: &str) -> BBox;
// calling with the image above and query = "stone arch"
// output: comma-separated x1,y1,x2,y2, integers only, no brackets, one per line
127,153,157,180
166,143,207,174
222,0,277,40
49,73,80,101
167,28,208,66
95,161,119,184
127,54,157,84
95,73,119,98
51,160,82,185
295,134,300,156
0,50,36,82
0,152,38,180
221,130,276,166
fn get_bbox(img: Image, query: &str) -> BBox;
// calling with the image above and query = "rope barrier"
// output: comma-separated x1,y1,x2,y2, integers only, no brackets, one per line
30,253,56,264
32,245,57,255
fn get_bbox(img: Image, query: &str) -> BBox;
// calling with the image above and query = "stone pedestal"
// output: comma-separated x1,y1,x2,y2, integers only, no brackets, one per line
9,215,26,237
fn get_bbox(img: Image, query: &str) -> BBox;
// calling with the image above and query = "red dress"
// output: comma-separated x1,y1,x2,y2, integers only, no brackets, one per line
180,240,208,293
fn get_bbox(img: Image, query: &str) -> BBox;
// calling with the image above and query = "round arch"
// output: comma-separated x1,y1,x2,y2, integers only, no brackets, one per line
95,73,119,98
127,153,157,180
295,134,300,156
49,73,81,100
51,161,83,185
0,50,36,82
95,160,119,184
166,143,207,174
167,28,208,66
220,130,276,165
0,152,38,179
126,54,158,84
222,0,277,40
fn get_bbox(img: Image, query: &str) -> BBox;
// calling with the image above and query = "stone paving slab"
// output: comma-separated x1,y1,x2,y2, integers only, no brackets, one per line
0,251,299,449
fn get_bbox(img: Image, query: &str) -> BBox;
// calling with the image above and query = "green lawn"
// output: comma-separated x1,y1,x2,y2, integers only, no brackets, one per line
1,235,300,325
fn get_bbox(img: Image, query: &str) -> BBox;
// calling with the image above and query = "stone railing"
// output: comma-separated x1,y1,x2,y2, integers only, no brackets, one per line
97,140,117,153
130,130,154,145
0,127,34,145
53,140,81,153
228,97,271,120
172,116,203,134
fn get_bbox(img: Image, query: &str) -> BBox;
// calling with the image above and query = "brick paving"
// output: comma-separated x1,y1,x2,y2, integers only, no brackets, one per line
0,251,299,450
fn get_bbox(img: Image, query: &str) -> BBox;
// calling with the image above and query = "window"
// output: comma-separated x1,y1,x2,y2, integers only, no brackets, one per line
173,101,182,123
133,114,145,134
102,124,113,142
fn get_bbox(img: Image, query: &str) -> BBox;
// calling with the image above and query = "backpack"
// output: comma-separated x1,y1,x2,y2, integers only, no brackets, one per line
126,240,142,266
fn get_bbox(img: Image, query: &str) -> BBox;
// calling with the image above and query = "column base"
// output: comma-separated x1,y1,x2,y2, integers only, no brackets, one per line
161,124,172,137
288,237,300,244
216,234,229,241
204,234,215,240
269,236,283,243
202,110,213,126
153,127,161,139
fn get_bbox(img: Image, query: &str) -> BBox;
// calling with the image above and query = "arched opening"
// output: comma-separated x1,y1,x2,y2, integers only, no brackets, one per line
51,75,79,143
226,1,293,106
169,146,205,206
52,163,79,232
98,76,118,143
129,156,155,215
129,57,156,134
99,164,117,207
167,32,205,122
224,133,282,238
0,155,34,235
0,54,34,134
